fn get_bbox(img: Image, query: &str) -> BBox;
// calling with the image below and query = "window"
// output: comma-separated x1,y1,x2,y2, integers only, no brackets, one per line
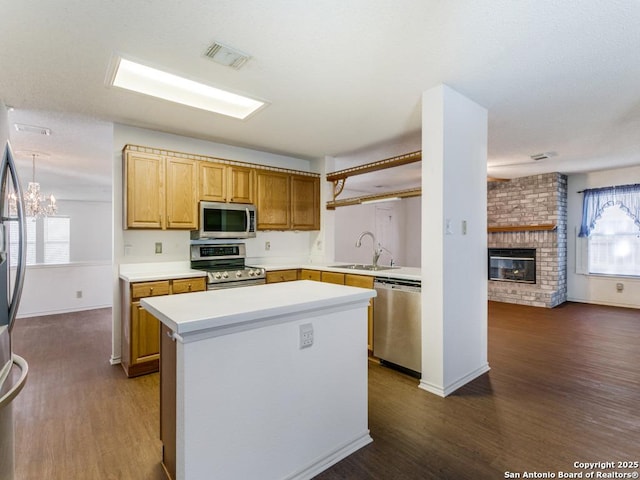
44,216,70,264
8,216,70,266
9,218,36,266
588,205,640,276
579,183,640,277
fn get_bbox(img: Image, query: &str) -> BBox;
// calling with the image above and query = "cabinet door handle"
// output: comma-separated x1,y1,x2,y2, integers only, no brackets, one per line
188,284,192,291
149,287,154,294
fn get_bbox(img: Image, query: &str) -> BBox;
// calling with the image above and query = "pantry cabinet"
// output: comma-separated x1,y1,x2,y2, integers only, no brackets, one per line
120,276,206,377
124,149,198,229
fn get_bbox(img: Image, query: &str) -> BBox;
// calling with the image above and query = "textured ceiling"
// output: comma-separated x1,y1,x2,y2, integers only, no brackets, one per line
2,0,640,199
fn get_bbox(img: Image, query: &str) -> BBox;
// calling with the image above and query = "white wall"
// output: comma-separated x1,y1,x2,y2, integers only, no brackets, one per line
3,107,114,318
403,197,421,266
17,198,113,317
420,84,488,397
0,101,8,142
17,263,112,318
60,200,112,262
331,133,422,268
567,165,640,308
334,194,418,267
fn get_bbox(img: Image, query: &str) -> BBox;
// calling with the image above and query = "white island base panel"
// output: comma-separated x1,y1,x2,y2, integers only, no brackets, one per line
143,281,375,480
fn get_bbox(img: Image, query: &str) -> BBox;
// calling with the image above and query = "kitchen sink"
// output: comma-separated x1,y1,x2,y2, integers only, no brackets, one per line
329,264,399,271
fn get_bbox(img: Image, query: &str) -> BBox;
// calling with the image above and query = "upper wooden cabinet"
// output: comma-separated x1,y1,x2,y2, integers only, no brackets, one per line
291,175,320,230
125,151,165,229
199,162,254,204
228,166,254,204
125,145,320,231
199,161,226,202
256,172,320,231
124,149,197,229
256,170,291,229
165,156,198,229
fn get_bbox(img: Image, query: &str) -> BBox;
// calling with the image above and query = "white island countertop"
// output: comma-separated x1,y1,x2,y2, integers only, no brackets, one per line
141,280,376,338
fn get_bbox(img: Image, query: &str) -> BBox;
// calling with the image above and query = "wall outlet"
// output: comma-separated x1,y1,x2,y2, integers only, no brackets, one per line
616,282,624,292
299,323,314,349
76,290,83,299
265,241,271,251
155,242,162,254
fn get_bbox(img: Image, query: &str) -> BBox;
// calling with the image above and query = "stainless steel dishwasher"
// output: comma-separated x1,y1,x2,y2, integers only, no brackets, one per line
373,278,422,374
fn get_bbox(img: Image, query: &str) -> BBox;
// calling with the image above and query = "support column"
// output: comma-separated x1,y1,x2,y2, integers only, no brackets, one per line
420,84,489,397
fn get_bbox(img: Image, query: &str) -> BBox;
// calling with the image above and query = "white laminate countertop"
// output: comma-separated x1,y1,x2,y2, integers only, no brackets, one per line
250,262,422,281
141,280,376,337
118,260,421,283
119,261,206,283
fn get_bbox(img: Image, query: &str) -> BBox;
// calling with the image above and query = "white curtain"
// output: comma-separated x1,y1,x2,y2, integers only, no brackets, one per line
578,183,640,237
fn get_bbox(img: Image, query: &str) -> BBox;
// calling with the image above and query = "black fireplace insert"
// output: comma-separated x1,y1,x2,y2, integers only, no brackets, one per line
488,248,536,284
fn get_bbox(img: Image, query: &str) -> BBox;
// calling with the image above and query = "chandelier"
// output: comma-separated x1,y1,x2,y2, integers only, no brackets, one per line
10,154,57,218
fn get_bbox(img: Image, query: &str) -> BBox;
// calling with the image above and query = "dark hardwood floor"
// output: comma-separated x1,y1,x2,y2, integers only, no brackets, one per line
10,302,640,479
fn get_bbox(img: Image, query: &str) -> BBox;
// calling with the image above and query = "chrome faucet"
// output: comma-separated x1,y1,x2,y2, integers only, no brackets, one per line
355,231,382,267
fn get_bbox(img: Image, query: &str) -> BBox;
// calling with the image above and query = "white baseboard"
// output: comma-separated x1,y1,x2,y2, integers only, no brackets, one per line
566,297,640,310
17,304,112,319
285,431,373,480
419,363,490,397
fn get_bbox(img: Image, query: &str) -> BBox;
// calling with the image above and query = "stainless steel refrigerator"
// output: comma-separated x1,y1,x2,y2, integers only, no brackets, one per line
0,142,28,480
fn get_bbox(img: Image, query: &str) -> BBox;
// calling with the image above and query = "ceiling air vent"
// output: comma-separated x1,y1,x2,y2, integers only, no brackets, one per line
530,151,557,161
204,42,250,70
14,123,51,135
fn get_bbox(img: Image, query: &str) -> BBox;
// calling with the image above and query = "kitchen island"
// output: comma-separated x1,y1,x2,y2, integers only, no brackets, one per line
141,280,376,480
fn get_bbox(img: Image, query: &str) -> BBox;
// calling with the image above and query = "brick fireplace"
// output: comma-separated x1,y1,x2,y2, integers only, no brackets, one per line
487,173,567,308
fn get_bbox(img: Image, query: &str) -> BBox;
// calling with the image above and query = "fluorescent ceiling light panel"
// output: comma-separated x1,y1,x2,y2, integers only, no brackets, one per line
110,58,265,119
361,197,401,205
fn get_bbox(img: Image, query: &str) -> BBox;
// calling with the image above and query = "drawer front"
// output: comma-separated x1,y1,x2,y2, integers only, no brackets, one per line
266,270,299,283
344,274,374,289
132,281,170,299
321,271,345,285
299,269,321,281
172,277,206,294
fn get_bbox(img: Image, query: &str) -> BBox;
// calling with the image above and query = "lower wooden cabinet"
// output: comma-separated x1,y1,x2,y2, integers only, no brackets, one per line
266,269,299,283
121,276,205,378
344,274,375,352
299,269,321,281
131,302,161,367
298,269,375,352
320,271,345,285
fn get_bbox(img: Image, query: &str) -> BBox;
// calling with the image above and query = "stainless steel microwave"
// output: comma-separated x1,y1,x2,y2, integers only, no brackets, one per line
193,201,257,239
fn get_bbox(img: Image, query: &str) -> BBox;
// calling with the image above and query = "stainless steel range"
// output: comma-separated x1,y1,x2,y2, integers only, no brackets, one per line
190,242,265,290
